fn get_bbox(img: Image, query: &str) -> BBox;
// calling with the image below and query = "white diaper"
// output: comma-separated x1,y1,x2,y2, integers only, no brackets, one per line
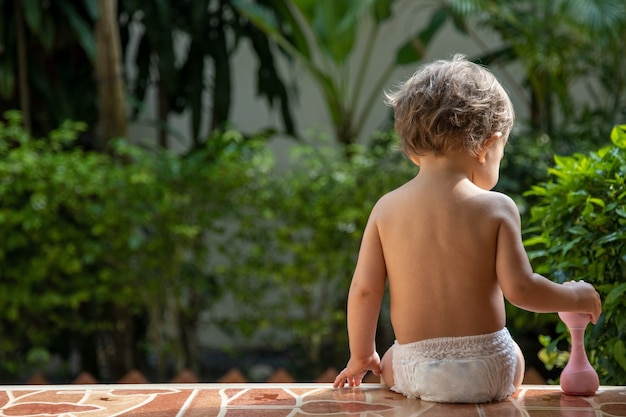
391,328,517,403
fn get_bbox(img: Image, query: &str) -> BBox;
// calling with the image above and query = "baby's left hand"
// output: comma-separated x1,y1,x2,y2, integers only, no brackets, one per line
333,353,381,388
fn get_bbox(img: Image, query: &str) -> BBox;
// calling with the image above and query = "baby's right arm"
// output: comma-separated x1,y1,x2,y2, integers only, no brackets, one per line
494,195,602,322
562,280,602,323
506,275,601,323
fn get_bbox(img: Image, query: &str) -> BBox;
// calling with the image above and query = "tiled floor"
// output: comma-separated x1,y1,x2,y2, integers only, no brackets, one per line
0,383,624,416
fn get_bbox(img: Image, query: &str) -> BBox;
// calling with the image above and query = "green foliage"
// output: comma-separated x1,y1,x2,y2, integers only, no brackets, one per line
0,0,99,134
444,0,626,141
0,111,117,377
1,109,414,381
1,1,294,149
0,111,271,381
537,333,569,374
234,0,449,146
221,131,415,376
118,0,296,148
524,125,626,384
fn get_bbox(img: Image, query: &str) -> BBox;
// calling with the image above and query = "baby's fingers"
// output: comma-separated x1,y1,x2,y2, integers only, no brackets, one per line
333,371,347,388
333,370,357,388
333,369,365,389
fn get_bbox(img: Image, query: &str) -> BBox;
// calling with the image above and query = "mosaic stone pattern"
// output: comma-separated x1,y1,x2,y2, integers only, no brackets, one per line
0,383,625,416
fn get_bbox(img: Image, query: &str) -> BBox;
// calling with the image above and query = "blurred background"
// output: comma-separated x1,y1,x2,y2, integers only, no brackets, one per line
1,0,625,385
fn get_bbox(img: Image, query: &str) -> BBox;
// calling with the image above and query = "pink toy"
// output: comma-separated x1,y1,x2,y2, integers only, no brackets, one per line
557,311,599,396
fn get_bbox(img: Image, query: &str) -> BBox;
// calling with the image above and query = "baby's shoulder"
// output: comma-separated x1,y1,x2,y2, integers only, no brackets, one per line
373,183,412,207
368,186,411,219
477,189,515,203
475,190,520,218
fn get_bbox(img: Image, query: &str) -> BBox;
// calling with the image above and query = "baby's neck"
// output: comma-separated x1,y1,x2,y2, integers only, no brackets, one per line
414,152,478,186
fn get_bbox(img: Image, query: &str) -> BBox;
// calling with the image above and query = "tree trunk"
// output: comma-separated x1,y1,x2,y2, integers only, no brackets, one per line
95,0,127,151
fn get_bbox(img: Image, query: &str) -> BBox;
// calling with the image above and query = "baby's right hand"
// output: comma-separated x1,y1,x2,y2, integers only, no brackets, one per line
333,353,381,389
564,280,602,324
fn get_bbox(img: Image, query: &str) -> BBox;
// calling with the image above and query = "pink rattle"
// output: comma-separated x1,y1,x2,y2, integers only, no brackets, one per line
557,311,599,396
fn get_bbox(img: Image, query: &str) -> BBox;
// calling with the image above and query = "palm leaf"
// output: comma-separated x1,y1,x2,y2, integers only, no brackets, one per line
395,7,448,65
21,0,42,35
58,0,96,61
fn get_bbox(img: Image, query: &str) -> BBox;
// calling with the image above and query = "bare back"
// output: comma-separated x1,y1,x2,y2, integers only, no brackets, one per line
373,175,508,344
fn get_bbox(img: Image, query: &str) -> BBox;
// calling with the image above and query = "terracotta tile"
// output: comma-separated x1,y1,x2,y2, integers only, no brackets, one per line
107,388,194,417
73,371,98,384
228,388,297,406
481,399,526,417
525,411,596,417
594,387,626,403
177,389,223,417
519,389,566,408
118,369,150,384
265,368,296,383
218,368,248,383
0,384,623,416
170,369,199,383
1,401,100,415
421,402,482,416
558,393,595,408
523,367,547,384
298,399,395,414
314,368,338,383
325,386,369,402
226,409,293,417
599,402,626,416
26,372,48,385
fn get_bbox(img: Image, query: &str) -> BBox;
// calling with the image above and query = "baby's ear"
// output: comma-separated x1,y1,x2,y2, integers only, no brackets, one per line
487,132,503,146
477,132,502,163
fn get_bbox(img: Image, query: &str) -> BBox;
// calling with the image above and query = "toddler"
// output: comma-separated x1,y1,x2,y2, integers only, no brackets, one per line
333,55,602,403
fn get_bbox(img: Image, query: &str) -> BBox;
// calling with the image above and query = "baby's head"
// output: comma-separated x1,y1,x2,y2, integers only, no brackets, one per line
385,54,514,159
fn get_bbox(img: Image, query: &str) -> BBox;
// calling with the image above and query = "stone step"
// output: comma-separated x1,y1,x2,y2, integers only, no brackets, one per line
25,366,547,385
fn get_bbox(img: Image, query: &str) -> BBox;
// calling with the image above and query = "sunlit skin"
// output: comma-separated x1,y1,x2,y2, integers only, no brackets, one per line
333,132,602,390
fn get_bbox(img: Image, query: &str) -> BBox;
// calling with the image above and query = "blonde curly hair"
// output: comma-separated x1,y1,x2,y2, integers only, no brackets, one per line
385,54,514,158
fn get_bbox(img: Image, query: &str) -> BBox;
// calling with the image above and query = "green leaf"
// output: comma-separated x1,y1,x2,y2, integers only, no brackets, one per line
311,2,357,64
26,347,51,367
538,334,552,347
372,0,393,22
21,0,43,35
0,58,16,99
610,125,626,149
38,13,55,51
82,0,99,20
605,283,626,308
396,7,447,65
234,1,282,36
58,0,96,61
588,197,605,208
614,340,626,372
596,231,626,245
523,235,549,247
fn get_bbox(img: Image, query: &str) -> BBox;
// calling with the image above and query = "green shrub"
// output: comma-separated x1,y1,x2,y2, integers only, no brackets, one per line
222,131,416,377
524,125,626,385
1,110,412,381
0,111,131,379
0,111,271,381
